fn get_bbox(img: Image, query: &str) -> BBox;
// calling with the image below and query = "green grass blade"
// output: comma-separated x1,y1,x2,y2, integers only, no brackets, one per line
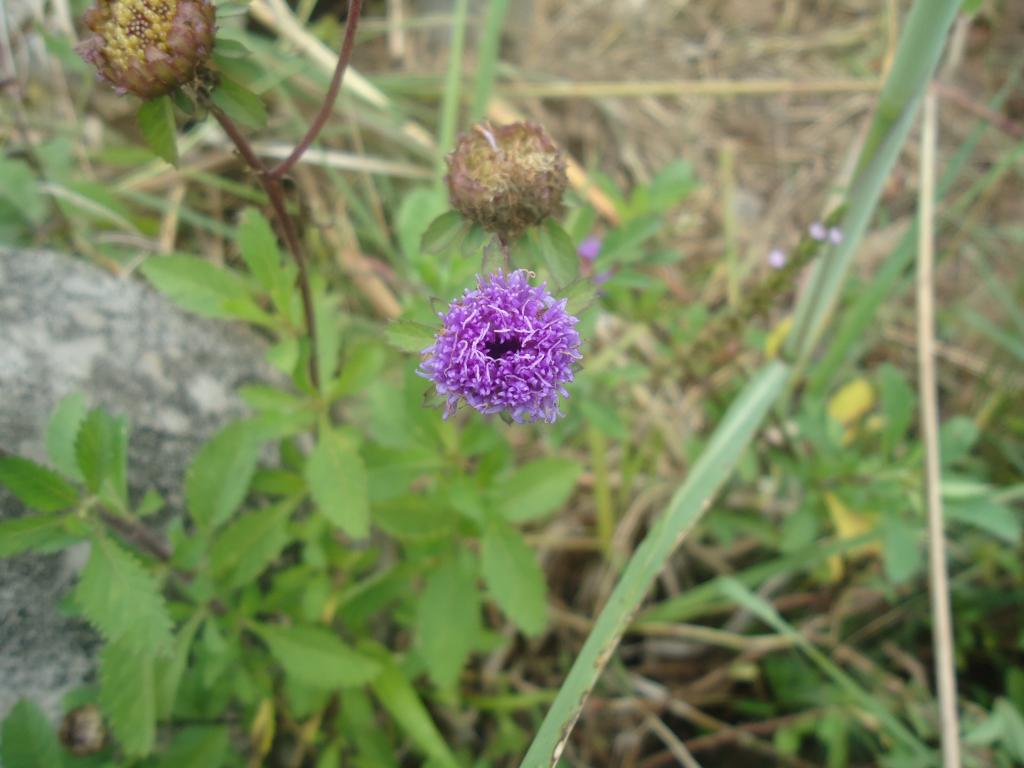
435,0,470,193
785,0,961,363
470,0,510,122
519,361,790,767
719,578,929,756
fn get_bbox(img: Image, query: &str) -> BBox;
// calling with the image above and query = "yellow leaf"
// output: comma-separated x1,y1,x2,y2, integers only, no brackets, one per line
825,492,881,580
250,698,275,759
827,377,875,427
764,315,793,359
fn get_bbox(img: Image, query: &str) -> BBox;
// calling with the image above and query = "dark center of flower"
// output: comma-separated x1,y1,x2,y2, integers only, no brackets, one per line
484,333,522,360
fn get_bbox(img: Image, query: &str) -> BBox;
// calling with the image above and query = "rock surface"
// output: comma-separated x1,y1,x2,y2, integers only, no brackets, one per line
0,248,270,722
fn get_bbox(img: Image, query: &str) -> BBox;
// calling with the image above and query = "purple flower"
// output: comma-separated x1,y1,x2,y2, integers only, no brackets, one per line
827,226,844,245
419,270,582,423
767,248,788,269
808,221,827,241
577,235,602,263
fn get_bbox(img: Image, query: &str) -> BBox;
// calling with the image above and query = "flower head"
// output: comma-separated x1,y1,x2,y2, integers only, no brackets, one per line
419,270,582,423
577,235,602,264
77,0,215,99
446,121,568,244
767,248,787,269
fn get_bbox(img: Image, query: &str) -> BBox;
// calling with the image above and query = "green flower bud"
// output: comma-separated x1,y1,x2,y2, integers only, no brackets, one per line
77,0,215,99
446,121,568,243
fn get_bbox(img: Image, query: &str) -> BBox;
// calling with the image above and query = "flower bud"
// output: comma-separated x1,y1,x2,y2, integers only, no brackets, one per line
445,121,568,243
77,0,215,99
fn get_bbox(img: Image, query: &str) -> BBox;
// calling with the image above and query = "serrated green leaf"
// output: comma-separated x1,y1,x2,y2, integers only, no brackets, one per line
185,420,268,529
537,219,579,289
367,646,459,768
74,536,172,654
237,208,281,292
136,487,164,518
305,430,369,539
416,550,480,690
254,623,381,689
155,726,231,768
420,210,467,255
0,456,79,512
210,75,267,130
75,408,129,512
0,514,76,558
386,318,437,354
155,612,203,718
137,96,178,165
99,638,157,757
480,518,547,636
141,254,252,319
492,458,581,523
46,392,88,481
210,501,293,589
372,496,455,541
0,699,62,768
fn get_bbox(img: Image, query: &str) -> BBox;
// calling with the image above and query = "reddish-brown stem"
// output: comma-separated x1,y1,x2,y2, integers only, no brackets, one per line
210,106,320,388
268,0,363,181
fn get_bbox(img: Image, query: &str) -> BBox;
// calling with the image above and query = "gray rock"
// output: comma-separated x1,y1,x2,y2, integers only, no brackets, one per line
0,248,272,722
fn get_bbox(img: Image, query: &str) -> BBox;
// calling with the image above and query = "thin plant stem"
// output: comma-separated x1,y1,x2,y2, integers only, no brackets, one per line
917,89,962,768
269,0,364,181
210,106,320,388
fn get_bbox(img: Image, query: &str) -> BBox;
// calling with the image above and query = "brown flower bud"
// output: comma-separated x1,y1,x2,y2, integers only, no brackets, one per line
77,0,215,99
445,121,568,243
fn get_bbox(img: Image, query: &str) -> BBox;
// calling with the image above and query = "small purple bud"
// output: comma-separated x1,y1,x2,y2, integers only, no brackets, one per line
577,235,602,263
593,269,613,286
767,248,788,269
827,226,844,245
808,222,827,242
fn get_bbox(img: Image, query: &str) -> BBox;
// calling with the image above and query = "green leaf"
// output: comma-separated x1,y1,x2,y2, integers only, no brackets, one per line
562,279,600,316
882,518,922,584
137,96,178,165
46,392,88,481
0,158,46,225
480,518,547,636
940,416,979,466
420,210,467,255
305,430,369,539
141,254,252,319
0,699,62,768
155,727,231,768
315,293,342,387
185,420,268,529
367,647,460,768
416,550,481,689
0,514,75,557
945,496,1022,544
155,612,203,718
537,219,579,289
75,408,129,512
0,456,78,512
386,318,437,354
373,496,455,541
877,364,914,456
492,458,581,522
210,75,267,130
99,638,157,757
74,536,173,654
237,208,282,292
210,501,293,589
254,623,381,689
